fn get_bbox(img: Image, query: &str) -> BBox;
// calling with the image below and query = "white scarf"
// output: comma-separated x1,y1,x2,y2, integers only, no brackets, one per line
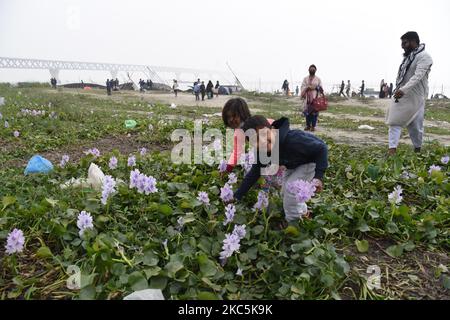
395,43,426,92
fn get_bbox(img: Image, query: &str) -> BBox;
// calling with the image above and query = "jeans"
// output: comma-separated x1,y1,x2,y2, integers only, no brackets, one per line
306,113,318,128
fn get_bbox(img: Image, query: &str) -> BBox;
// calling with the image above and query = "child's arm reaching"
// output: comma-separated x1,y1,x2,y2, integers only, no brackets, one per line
309,141,328,181
234,164,261,200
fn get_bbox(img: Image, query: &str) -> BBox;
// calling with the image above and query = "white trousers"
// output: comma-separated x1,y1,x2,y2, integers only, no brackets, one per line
281,163,316,222
388,104,425,149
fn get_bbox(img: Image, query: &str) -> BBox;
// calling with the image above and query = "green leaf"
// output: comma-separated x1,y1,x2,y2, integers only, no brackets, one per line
79,285,96,300
143,250,159,266
355,239,369,253
144,267,161,279
284,226,300,237
367,165,380,180
165,260,184,278
128,271,148,291
2,196,16,211
323,228,339,235
386,221,399,234
252,225,264,236
149,276,167,290
304,255,317,265
159,204,173,216
442,275,450,290
197,291,219,300
36,246,53,259
320,274,335,287
386,245,404,258
201,277,222,291
198,254,217,278
45,198,59,207
357,220,370,233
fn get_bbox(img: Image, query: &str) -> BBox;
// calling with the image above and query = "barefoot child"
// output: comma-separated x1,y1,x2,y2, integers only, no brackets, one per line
234,115,328,222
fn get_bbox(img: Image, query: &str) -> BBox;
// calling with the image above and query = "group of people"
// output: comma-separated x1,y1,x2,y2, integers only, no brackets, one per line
338,80,353,98
106,78,119,95
192,79,220,101
219,31,432,225
139,79,153,92
379,80,394,99
281,80,301,97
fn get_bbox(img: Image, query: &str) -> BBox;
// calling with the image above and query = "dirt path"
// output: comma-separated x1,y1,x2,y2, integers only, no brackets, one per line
4,133,169,169
291,123,450,146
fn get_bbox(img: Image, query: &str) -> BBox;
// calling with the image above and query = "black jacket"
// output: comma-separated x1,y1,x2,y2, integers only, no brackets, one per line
234,117,328,200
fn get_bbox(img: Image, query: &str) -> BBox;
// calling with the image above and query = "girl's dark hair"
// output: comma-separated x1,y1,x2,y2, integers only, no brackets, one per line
242,115,271,131
222,98,251,127
401,31,420,44
309,64,317,70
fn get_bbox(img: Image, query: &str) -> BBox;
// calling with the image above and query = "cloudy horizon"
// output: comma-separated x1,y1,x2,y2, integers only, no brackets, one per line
1,0,449,94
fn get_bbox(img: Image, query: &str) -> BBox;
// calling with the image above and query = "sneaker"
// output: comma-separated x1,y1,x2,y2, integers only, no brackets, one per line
311,127,316,132
304,126,311,131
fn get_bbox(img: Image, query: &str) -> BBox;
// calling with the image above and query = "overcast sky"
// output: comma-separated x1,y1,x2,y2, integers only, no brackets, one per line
1,0,449,93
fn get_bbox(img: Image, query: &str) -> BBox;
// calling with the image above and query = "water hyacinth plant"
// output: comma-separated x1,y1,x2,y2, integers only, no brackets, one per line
77,211,94,237
5,228,25,255
287,179,316,203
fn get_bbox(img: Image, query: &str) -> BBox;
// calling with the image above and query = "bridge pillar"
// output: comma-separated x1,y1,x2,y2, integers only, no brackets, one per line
49,68,60,83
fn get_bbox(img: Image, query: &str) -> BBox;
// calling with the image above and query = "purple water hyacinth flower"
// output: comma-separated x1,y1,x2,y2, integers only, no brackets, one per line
219,233,241,262
13,130,20,138
232,224,246,240
236,268,243,276
109,156,118,170
5,120,9,128
60,154,70,168
5,228,25,255
129,169,158,194
86,148,100,157
227,173,237,185
101,175,117,205
130,169,141,188
428,165,442,175
220,184,234,203
142,175,158,194
254,191,269,211
140,147,147,157
223,204,236,226
197,191,210,205
287,179,316,203
77,211,94,236
388,185,403,205
440,156,449,165
127,155,136,167
218,160,228,173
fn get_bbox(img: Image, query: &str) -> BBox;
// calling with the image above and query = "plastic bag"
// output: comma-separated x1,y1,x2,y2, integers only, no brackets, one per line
358,125,375,130
60,163,105,190
125,120,137,129
24,155,53,175
123,289,164,300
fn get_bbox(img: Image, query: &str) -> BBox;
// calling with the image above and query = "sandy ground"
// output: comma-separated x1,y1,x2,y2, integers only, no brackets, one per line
44,88,450,146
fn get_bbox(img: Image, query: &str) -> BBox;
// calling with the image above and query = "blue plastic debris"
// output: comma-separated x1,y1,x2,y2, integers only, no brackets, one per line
24,155,54,175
